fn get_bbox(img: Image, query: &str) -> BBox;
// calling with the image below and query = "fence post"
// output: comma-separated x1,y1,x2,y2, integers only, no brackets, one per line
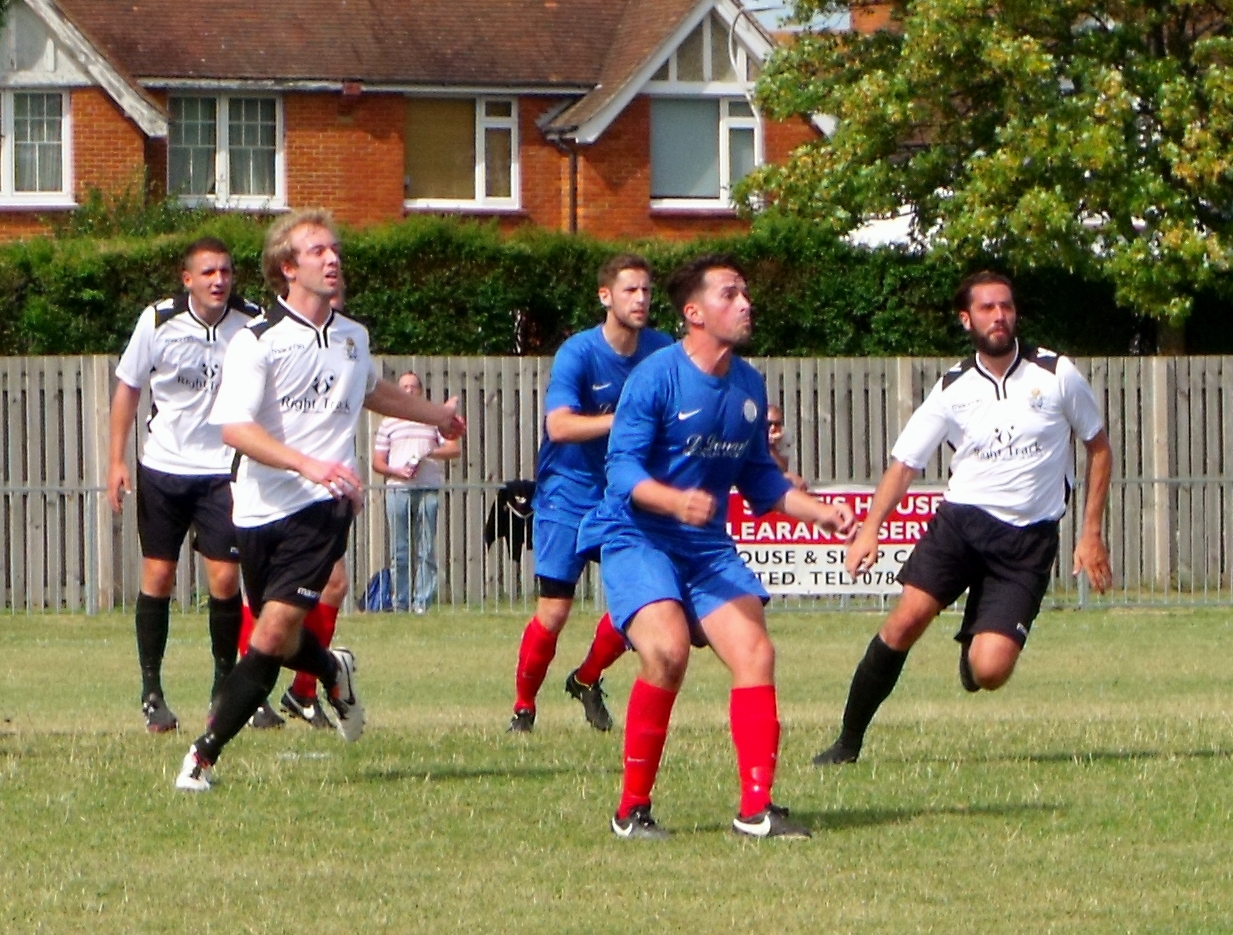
1149,357,1174,590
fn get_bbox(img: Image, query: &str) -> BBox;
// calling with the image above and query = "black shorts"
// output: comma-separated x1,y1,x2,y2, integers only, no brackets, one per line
236,499,353,617
898,501,1059,648
536,575,578,600
136,464,239,562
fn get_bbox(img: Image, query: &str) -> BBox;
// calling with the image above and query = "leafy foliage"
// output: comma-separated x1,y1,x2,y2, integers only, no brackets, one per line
0,212,1159,357
746,0,1233,321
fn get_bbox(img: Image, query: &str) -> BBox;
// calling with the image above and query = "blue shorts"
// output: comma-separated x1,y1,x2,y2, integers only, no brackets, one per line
600,532,768,634
533,515,588,586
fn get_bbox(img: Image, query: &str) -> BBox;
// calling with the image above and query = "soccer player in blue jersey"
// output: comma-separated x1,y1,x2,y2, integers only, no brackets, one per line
578,254,856,840
509,255,674,733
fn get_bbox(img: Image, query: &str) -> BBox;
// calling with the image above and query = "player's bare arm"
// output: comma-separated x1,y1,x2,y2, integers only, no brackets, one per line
1073,429,1114,593
221,421,363,508
845,459,920,578
630,479,716,527
364,380,465,439
106,381,143,512
776,488,856,538
545,406,615,444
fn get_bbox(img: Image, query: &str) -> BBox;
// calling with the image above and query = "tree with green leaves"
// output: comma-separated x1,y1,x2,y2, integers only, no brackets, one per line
745,0,1233,321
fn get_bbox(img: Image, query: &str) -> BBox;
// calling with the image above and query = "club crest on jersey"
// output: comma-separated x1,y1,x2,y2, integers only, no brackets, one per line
743,399,758,423
1028,388,1044,410
345,337,358,361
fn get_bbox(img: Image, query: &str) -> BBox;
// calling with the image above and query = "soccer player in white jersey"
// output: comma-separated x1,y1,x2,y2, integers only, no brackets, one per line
578,254,855,839
175,209,464,792
813,271,1113,766
108,237,263,733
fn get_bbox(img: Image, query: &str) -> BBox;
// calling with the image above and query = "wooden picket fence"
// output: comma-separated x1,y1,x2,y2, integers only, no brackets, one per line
0,354,1229,612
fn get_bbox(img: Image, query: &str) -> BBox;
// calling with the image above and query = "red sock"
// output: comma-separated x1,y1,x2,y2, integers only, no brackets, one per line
574,613,627,685
514,617,558,712
238,603,255,656
292,603,339,697
617,679,677,819
730,684,780,817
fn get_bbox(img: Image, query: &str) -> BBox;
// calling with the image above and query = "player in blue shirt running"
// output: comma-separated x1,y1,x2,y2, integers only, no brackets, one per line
509,255,674,734
579,254,856,840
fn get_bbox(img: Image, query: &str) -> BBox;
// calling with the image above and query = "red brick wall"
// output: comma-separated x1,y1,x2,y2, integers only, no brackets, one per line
73,87,147,196
518,98,569,231
284,93,406,226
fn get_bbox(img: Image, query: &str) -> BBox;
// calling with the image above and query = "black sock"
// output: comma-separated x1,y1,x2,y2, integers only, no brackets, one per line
283,626,338,690
135,593,172,700
196,648,282,763
208,593,243,698
837,635,909,752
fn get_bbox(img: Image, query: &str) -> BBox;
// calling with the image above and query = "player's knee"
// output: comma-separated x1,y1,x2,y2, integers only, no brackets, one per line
140,559,177,597
640,643,689,689
968,635,1020,689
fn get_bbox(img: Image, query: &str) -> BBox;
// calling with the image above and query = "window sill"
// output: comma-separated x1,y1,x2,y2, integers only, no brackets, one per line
0,197,76,211
649,203,739,218
404,203,527,216
176,197,288,212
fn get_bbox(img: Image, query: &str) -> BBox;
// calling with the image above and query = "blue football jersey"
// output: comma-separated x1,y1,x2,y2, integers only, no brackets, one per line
580,343,791,549
533,325,674,522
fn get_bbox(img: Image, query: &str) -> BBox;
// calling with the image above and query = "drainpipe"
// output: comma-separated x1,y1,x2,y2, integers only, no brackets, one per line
544,128,580,235
567,145,578,235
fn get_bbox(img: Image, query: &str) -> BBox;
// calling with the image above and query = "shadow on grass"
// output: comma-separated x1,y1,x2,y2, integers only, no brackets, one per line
679,802,1061,835
357,763,619,783
807,800,1061,833
900,748,1233,767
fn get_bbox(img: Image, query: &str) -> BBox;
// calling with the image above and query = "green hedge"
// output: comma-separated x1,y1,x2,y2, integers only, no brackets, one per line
0,211,1215,357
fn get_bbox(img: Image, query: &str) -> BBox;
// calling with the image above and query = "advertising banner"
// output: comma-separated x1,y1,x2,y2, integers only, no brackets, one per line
727,487,944,595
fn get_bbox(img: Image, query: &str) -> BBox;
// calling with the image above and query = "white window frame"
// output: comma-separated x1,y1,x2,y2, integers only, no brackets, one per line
168,94,285,210
646,12,763,209
403,96,520,211
0,89,73,207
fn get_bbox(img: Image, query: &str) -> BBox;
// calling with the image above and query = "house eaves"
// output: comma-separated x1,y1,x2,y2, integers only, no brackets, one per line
545,0,777,146
31,0,167,137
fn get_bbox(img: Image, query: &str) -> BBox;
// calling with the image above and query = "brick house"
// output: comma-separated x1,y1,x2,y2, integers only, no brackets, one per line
0,0,818,240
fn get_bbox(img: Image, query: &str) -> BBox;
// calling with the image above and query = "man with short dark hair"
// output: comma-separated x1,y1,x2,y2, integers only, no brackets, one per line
175,209,464,791
813,270,1113,766
108,237,270,733
508,254,673,734
579,254,855,839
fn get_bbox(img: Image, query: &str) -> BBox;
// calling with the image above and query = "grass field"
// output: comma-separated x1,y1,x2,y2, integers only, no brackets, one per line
3,605,1232,934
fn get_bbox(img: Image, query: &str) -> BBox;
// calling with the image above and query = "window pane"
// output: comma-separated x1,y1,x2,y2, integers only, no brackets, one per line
651,59,669,81
484,127,512,198
228,97,277,196
650,98,719,198
710,14,737,82
169,97,217,195
729,99,754,118
746,55,762,82
484,100,512,119
13,93,62,192
676,22,704,81
729,127,756,186
405,98,476,199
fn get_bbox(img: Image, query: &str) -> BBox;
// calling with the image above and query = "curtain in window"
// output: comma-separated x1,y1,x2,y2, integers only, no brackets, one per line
650,98,720,199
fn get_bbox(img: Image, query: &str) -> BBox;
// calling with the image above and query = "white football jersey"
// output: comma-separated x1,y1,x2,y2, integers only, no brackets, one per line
209,298,379,527
114,294,261,475
892,342,1104,526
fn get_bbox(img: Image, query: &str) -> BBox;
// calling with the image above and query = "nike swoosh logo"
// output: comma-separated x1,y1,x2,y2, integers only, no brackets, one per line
734,814,772,836
677,409,702,421
612,819,634,838
592,383,612,391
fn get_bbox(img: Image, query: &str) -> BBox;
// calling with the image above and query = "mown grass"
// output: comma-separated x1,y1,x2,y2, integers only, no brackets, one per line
2,606,1232,934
